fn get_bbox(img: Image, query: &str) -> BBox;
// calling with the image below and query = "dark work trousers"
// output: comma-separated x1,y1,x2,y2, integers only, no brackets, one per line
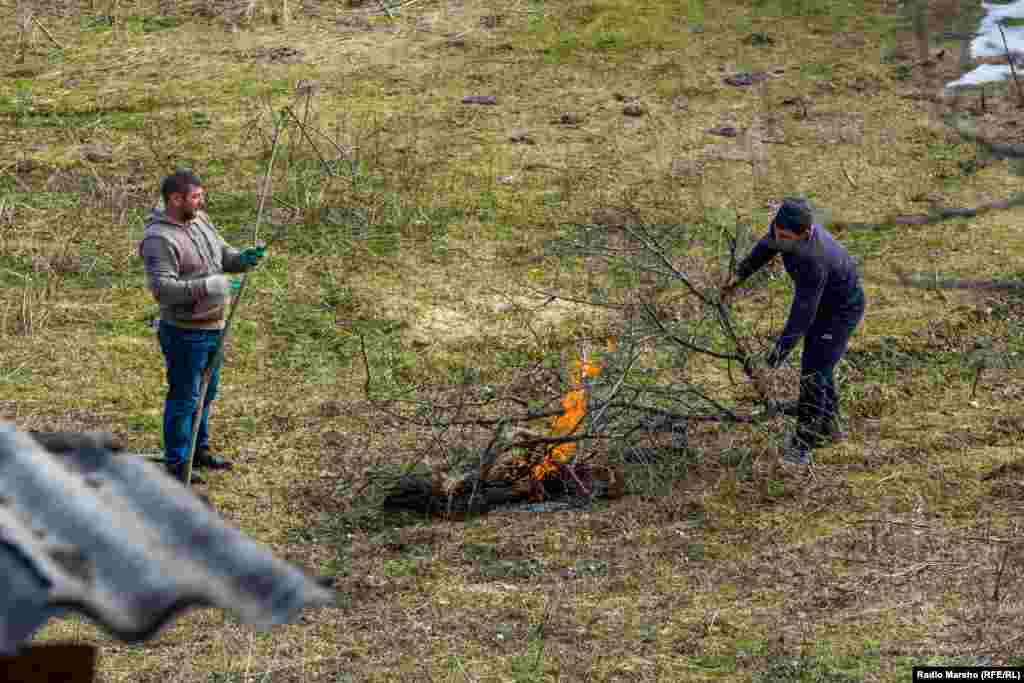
158,321,223,468
796,286,865,448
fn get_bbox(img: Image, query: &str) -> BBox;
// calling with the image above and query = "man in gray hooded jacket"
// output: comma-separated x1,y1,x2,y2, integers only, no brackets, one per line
139,170,266,484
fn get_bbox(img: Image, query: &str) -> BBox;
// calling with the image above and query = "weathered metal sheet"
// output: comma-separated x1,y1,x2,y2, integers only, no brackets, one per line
0,424,334,654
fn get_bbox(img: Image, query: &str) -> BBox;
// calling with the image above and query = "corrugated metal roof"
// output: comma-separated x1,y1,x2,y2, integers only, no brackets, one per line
0,423,335,654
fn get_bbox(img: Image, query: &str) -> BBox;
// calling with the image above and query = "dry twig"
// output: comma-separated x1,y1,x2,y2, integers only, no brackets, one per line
31,15,62,49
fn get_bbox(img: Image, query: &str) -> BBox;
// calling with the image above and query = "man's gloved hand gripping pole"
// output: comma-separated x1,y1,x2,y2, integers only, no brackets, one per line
183,124,282,487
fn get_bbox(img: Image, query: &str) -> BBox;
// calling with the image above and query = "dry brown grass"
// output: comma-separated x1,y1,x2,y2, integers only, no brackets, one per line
1,0,1024,680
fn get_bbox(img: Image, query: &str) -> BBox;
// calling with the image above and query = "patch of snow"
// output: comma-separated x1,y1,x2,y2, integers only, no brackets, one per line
945,0,1024,90
948,62,1021,89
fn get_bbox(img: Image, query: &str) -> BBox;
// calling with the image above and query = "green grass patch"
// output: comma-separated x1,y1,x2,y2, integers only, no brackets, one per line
233,299,265,340
3,84,33,119
592,30,626,50
0,254,36,286
206,191,259,235
527,0,546,31
638,623,658,643
190,111,213,129
574,558,609,577
622,449,699,496
734,638,768,657
320,546,352,579
262,158,459,258
207,673,246,683
754,656,860,682
463,543,498,563
543,32,580,64
751,0,831,18
238,78,291,99
268,295,348,381
844,336,960,382
5,107,146,130
510,622,547,683
80,15,115,32
108,111,148,130
718,446,754,479
686,0,705,30
384,555,424,578
125,413,161,434
473,552,544,579
283,202,458,259
800,62,834,81
205,159,228,179
313,464,433,539
4,191,81,210
237,415,258,434
689,654,737,675
266,264,417,389
835,224,897,260
95,318,151,337
0,363,33,386
926,141,966,162
295,506,423,544
888,63,913,82
55,247,124,290
523,0,688,53
124,14,180,33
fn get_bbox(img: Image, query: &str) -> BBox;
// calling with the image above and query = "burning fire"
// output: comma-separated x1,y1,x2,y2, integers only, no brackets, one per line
531,357,602,481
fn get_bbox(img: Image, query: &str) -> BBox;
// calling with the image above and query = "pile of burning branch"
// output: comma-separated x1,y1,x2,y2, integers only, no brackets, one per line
381,352,626,516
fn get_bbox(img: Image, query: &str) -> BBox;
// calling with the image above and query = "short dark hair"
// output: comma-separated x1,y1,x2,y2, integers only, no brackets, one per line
160,169,203,203
772,197,814,234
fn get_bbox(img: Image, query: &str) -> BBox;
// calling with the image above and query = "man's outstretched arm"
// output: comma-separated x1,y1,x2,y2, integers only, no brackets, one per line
768,266,826,367
722,233,778,302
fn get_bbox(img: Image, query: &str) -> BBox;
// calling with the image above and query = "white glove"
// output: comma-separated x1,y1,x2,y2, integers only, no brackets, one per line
205,274,231,298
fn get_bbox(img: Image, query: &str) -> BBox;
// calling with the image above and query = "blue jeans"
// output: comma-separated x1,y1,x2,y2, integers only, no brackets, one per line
158,322,223,468
796,286,865,448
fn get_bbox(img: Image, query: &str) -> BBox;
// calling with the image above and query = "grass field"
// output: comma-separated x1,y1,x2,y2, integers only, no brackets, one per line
2,0,1023,680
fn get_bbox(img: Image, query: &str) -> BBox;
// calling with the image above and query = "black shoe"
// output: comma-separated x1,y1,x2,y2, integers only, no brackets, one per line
194,447,234,470
166,463,206,485
778,400,800,417
781,434,813,466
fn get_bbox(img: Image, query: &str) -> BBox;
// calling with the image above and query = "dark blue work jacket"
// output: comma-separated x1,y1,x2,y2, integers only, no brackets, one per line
736,224,862,364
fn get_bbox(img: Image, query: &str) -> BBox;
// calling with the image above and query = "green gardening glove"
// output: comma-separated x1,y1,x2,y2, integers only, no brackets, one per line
230,279,243,294
240,245,266,268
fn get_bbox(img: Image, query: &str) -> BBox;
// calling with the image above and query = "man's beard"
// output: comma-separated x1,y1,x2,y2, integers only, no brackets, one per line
181,207,197,221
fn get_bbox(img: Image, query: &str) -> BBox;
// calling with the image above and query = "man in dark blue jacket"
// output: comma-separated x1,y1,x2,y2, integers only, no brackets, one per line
723,198,865,465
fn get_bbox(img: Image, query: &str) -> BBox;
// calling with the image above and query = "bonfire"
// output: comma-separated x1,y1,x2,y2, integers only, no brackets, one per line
381,352,624,515
523,356,603,497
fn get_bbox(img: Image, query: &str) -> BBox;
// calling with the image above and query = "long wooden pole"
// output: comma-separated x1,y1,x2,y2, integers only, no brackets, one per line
183,117,284,487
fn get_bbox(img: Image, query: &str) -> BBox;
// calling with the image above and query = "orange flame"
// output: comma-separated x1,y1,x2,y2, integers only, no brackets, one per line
532,357,602,481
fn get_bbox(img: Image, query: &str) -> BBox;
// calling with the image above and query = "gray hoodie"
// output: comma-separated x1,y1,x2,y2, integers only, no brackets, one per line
138,209,247,330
